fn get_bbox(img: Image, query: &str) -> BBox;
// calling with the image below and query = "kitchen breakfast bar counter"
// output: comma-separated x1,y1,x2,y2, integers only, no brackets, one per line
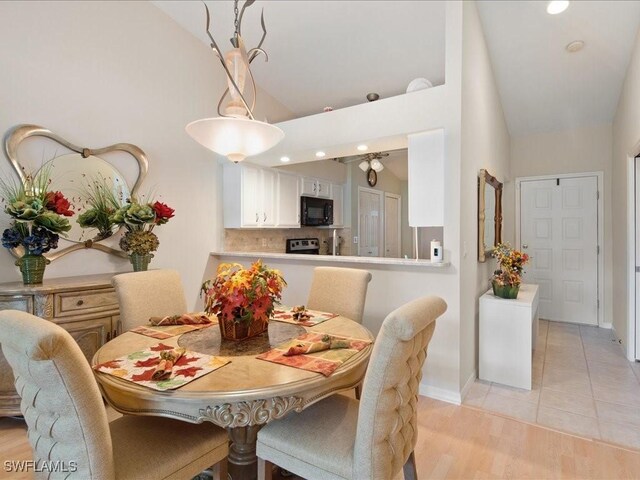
210,251,451,268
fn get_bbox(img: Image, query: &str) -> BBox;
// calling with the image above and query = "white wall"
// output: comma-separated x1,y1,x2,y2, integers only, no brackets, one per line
0,1,291,305
459,1,511,389
612,25,640,356
510,124,614,328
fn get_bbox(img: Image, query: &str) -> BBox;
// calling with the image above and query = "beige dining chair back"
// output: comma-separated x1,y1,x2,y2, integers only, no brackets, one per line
256,295,447,480
306,267,372,323
112,269,187,332
0,309,228,480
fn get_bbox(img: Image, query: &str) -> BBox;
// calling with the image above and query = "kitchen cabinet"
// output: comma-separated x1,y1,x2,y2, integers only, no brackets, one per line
408,129,444,227
301,177,331,199
224,163,300,228
330,183,344,227
276,171,300,227
0,274,121,416
224,164,276,228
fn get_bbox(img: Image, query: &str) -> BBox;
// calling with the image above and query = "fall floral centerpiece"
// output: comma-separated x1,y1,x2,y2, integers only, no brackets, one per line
491,242,530,299
1,168,73,284
109,197,175,271
201,260,287,341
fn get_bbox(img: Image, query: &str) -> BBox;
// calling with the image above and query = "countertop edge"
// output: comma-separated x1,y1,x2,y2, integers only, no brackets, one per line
211,251,451,268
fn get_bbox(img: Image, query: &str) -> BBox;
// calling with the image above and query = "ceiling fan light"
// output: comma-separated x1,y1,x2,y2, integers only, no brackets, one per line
359,161,370,172
370,159,383,172
375,164,384,173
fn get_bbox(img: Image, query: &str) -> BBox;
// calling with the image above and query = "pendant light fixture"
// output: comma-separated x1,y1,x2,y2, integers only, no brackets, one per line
186,1,284,163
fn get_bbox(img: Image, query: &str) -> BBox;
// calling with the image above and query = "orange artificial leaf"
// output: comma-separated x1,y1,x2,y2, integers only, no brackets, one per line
175,366,202,378
131,368,156,381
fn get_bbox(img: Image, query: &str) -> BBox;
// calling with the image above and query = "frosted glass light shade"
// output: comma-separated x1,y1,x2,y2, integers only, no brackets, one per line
186,117,284,163
359,161,370,172
370,159,384,172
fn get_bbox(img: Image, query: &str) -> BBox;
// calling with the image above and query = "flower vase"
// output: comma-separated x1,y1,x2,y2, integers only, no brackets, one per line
16,254,50,285
492,280,520,299
218,316,268,341
129,253,154,272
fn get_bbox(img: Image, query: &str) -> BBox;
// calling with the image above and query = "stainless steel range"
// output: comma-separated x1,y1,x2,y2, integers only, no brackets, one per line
286,238,319,254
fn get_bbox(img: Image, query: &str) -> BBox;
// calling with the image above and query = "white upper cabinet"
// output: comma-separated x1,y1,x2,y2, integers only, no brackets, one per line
408,129,445,227
224,164,301,229
276,171,300,228
301,177,331,199
330,183,344,227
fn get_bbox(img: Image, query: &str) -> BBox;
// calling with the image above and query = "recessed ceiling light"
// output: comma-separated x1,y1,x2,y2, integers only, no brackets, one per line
357,144,368,151
566,40,584,53
280,156,290,163
547,1,569,15
315,151,326,158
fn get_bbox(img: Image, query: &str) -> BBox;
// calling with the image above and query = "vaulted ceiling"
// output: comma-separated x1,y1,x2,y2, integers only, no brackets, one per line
155,1,640,136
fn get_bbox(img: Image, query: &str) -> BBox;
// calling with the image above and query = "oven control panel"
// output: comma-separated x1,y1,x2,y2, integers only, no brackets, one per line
286,238,320,254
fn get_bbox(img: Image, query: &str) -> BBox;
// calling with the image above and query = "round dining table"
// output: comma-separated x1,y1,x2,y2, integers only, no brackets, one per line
92,316,373,480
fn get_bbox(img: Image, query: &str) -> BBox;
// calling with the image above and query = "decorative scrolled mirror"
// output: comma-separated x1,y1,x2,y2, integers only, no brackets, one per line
3,124,148,261
478,169,503,262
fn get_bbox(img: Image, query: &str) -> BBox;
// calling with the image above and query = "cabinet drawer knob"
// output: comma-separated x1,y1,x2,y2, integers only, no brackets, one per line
76,299,84,306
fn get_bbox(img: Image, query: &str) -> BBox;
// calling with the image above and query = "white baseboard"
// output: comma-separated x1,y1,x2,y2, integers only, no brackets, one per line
418,371,477,406
611,324,635,361
419,382,461,405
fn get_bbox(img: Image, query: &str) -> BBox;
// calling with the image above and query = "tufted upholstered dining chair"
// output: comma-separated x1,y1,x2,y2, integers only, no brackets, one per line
306,267,372,324
112,269,188,333
0,310,229,480
256,295,447,480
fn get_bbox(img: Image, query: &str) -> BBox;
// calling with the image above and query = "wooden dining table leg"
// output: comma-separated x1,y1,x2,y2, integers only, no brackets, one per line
227,424,263,480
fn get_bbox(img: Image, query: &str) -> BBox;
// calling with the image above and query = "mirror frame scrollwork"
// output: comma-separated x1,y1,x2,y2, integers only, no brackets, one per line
478,168,503,263
3,124,149,261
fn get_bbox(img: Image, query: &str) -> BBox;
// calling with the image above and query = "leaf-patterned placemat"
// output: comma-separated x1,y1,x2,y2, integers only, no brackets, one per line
93,343,229,391
256,332,371,377
272,307,338,327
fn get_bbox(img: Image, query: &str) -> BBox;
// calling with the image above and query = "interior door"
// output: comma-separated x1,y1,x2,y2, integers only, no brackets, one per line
520,176,598,325
384,193,401,258
358,188,383,257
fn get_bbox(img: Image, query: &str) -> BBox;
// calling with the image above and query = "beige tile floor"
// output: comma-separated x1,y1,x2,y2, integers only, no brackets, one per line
464,319,640,451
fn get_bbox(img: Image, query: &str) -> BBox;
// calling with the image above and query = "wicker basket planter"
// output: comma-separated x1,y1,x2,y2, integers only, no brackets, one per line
218,316,268,341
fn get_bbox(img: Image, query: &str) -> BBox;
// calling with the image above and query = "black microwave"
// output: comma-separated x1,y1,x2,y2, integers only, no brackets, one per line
301,196,333,226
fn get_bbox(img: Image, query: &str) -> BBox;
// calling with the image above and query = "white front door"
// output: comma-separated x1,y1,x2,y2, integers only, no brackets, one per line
520,176,599,325
635,158,640,359
384,193,401,258
358,187,383,257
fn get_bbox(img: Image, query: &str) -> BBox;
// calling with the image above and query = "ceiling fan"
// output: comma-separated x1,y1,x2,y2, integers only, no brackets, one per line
357,152,389,186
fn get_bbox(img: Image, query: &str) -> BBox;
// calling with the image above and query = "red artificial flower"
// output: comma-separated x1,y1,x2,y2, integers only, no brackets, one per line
152,201,175,225
45,191,74,217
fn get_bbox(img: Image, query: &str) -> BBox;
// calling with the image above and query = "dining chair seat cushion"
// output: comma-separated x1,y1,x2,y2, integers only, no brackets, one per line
256,395,358,480
111,415,228,480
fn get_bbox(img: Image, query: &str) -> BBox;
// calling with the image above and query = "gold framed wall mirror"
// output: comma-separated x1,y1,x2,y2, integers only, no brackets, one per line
3,124,148,261
478,169,503,262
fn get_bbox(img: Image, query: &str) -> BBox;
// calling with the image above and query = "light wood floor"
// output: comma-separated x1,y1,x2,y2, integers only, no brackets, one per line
1,396,639,480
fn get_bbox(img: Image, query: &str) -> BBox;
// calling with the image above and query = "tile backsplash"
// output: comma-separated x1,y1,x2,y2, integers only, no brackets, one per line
225,228,352,256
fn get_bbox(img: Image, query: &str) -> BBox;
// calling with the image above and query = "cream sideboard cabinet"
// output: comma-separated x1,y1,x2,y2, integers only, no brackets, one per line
0,274,121,416
479,283,539,390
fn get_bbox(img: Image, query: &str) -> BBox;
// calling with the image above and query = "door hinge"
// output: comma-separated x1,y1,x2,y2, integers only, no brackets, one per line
597,299,600,309
597,190,600,200
597,245,600,255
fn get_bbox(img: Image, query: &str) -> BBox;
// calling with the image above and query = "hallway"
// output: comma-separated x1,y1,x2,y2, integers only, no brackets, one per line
465,320,640,450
